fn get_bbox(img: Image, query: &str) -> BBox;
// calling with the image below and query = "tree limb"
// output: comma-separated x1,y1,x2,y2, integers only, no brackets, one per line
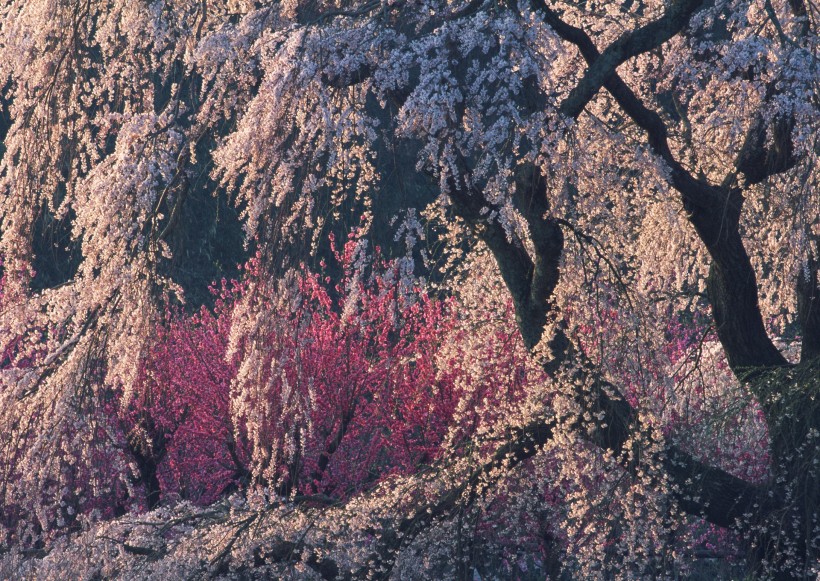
557,0,707,120
797,250,820,362
533,1,788,373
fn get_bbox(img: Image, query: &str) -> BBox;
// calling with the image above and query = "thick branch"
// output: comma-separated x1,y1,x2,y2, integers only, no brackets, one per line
445,169,770,534
254,538,344,580
535,2,787,372
797,252,820,362
446,182,555,349
353,377,774,578
557,0,707,120
735,114,797,186
512,165,563,335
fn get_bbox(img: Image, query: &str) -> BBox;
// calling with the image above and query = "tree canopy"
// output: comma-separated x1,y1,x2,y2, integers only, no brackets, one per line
0,0,819,579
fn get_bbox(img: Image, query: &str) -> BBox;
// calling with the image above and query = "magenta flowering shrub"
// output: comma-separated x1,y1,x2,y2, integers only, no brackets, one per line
121,293,243,508
226,239,461,497
112,236,545,512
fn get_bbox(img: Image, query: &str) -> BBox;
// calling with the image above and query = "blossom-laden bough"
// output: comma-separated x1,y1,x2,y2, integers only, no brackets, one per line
1,0,819,578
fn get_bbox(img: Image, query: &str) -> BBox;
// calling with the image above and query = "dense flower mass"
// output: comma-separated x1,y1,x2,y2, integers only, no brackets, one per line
1,246,779,577
125,238,546,508
1,0,819,579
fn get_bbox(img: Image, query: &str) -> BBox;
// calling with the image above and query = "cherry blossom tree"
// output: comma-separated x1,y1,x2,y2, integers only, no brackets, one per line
1,0,819,578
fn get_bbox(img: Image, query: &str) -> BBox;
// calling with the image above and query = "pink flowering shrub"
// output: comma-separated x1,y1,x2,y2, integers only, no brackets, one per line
120,291,244,508
227,239,460,497
116,236,543,510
